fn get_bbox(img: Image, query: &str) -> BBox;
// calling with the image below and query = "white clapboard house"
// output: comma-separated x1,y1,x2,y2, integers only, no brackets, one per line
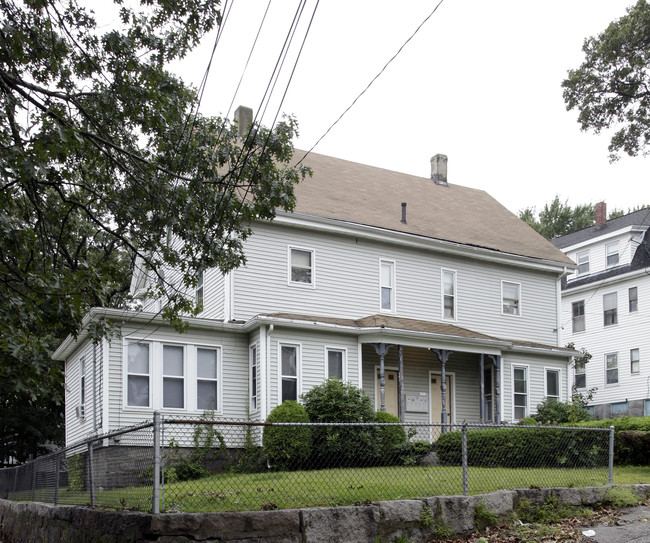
55,144,578,447
552,203,650,419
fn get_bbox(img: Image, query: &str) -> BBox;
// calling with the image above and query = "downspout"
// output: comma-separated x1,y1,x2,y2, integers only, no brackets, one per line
92,342,98,433
265,324,274,416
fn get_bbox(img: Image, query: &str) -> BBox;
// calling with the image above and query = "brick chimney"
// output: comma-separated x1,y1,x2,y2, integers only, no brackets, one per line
595,201,607,230
431,154,448,186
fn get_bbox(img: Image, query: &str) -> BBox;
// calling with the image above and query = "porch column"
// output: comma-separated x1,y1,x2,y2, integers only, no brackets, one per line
488,355,501,424
432,349,453,431
398,345,405,422
479,353,485,423
371,343,393,412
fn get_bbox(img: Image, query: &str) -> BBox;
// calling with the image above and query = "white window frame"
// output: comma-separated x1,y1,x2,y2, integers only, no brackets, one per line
576,251,589,275
544,368,561,401
196,346,221,412
325,347,347,381
195,270,204,307
379,259,396,313
279,343,301,403
606,242,619,267
605,352,619,385
441,268,457,320
249,345,258,412
572,300,586,333
125,340,152,408
512,364,528,421
288,247,315,287
79,357,86,407
162,344,185,410
603,292,618,326
631,348,640,375
502,281,521,316
574,360,586,389
629,287,638,312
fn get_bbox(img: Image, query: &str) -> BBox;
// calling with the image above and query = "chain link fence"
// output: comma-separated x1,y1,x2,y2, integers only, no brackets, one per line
0,414,614,514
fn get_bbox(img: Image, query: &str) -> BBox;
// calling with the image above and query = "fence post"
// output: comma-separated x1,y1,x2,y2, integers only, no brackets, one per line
30,456,36,502
88,441,95,506
462,422,468,496
152,411,161,514
54,453,60,506
608,426,615,485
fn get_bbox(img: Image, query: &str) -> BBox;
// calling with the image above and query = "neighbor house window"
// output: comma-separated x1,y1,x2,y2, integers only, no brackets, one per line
250,346,258,411
645,400,650,417
606,242,619,267
574,361,586,388
327,348,345,380
197,348,218,410
631,348,640,374
162,345,184,409
195,271,204,307
442,269,456,319
513,366,528,420
629,287,638,312
502,281,520,315
127,341,150,407
289,248,314,285
576,251,589,275
606,353,618,385
79,358,86,407
572,300,585,333
610,402,628,416
603,293,618,326
546,369,560,401
281,345,299,402
380,260,395,312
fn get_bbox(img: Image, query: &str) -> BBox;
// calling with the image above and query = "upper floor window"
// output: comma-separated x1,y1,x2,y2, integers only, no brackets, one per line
606,242,619,267
289,247,314,286
162,345,184,409
605,352,618,385
326,348,346,380
127,341,151,407
603,292,618,326
250,346,258,412
442,269,456,320
380,260,395,312
502,281,520,316
281,344,299,402
576,251,589,275
545,369,560,401
574,360,586,388
195,271,204,307
629,287,638,312
631,348,640,374
513,366,528,420
572,300,585,333
197,347,219,410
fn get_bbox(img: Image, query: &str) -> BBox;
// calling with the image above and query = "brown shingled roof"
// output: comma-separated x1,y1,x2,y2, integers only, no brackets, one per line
290,151,573,265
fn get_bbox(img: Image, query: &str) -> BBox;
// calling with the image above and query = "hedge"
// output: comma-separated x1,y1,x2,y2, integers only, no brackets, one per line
572,417,650,465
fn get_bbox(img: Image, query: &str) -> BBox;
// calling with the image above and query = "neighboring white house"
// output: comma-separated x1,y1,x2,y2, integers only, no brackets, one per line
552,203,650,419
55,144,578,447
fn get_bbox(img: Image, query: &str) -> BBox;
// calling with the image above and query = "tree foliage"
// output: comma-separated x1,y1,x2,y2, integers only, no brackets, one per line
519,196,595,239
562,0,650,160
0,0,309,464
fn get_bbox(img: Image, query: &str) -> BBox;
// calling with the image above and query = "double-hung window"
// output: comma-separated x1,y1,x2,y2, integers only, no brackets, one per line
289,248,314,286
197,348,219,410
326,348,345,380
576,251,589,275
442,269,456,320
574,361,586,388
195,271,204,307
572,300,585,333
513,366,528,420
603,292,618,326
605,353,618,385
127,341,150,407
606,242,619,267
502,281,520,315
79,358,86,407
162,345,184,408
380,260,395,312
545,369,560,401
629,287,638,312
250,346,258,411
631,348,640,374
281,345,299,402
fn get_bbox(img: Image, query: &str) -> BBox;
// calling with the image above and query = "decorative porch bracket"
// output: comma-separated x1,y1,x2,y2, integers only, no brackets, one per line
370,343,394,412
431,348,454,431
487,354,501,424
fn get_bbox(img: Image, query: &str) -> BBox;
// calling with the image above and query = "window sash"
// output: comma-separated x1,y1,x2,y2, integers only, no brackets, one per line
577,251,589,274
513,367,527,419
442,270,456,319
163,345,184,409
572,301,585,332
127,342,150,407
603,293,618,326
281,345,299,402
197,348,218,410
250,346,258,411
380,261,394,311
327,349,344,380
195,271,204,306
606,353,618,384
546,370,560,399
502,282,520,315
606,243,619,267
629,287,638,312
631,348,640,374
290,249,313,284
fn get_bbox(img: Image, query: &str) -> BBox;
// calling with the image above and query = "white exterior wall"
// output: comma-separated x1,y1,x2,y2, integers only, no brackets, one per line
233,222,561,346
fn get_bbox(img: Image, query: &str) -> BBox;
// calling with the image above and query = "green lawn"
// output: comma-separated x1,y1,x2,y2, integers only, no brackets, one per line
13,464,649,513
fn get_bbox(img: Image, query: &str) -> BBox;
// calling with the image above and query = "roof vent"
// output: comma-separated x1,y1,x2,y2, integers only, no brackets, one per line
234,105,253,140
401,202,407,224
431,154,448,186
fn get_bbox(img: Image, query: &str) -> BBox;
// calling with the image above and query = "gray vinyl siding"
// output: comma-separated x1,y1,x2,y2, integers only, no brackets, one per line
234,222,560,345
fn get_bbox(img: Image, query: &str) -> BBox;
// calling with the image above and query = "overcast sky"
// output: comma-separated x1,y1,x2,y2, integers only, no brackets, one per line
167,0,646,217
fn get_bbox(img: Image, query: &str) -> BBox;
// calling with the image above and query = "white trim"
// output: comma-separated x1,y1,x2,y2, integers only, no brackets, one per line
123,338,152,409
160,343,186,411
511,363,529,421
102,336,110,435
374,364,399,412
604,351,619,386
543,366,562,401
441,268,457,321
249,344,259,414
260,325,269,421
278,342,302,404
287,246,316,288
324,346,347,381
379,259,396,314
357,342,363,389
560,224,646,252
428,370,456,425
224,271,233,321
605,241,620,268
195,345,222,413
501,280,522,317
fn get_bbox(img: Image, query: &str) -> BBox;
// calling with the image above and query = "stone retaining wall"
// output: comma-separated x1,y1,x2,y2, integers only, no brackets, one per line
1,485,649,542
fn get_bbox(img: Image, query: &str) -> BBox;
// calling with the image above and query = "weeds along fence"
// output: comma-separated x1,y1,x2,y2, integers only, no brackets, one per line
0,414,614,514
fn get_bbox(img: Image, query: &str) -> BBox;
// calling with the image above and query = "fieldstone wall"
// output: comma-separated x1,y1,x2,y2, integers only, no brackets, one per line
1,485,649,543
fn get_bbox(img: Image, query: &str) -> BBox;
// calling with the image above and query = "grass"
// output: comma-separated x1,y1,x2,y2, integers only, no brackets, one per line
10,465,650,513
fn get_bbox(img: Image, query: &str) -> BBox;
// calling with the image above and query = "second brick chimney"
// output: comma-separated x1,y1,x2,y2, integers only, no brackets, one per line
595,201,607,230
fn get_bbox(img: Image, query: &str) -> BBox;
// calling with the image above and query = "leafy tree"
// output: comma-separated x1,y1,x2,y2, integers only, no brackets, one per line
0,0,309,464
519,197,595,239
562,0,650,160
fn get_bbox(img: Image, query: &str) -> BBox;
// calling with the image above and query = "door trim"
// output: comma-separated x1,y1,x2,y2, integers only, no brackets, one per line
428,370,456,425
374,365,399,413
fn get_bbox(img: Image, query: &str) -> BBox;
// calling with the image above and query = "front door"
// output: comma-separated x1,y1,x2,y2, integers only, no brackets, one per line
430,374,452,425
376,369,399,417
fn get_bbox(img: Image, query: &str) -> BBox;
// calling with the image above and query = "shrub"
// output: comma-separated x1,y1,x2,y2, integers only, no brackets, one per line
263,401,312,471
572,416,650,465
533,395,593,425
398,440,433,466
373,411,408,465
301,379,376,467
